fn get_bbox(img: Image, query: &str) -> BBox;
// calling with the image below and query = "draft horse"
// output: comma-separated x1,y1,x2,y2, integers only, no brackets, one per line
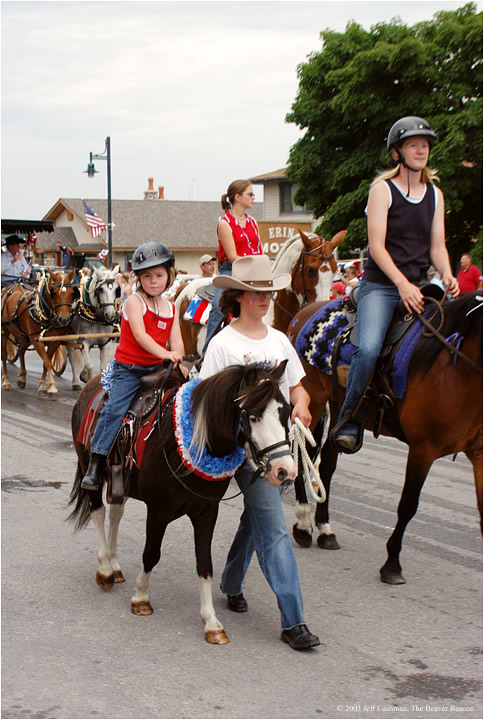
67,264,120,390
175,229,347,358
288,292,482,584
1,269,77,398
68,361,296,644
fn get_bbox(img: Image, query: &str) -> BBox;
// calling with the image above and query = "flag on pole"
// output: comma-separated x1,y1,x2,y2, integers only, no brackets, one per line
97,248,109,261
83,200,107,238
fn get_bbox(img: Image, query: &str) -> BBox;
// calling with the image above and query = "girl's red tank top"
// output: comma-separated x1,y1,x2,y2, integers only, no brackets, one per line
218,211,262,264
115,292,175,367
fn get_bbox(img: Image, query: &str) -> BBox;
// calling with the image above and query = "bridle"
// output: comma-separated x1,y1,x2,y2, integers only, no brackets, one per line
162,395,294,502
273,237,332,316
78,276,119,325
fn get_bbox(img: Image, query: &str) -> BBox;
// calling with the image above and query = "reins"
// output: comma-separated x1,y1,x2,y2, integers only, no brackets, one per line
416,296,482,372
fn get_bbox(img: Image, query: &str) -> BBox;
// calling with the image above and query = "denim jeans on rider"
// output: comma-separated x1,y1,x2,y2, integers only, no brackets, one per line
220,461,305,630
337,279,402,431
202,261,232,354
91,359,162,457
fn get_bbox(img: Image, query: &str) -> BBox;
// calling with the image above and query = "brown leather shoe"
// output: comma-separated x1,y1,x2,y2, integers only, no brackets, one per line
281,624,320,650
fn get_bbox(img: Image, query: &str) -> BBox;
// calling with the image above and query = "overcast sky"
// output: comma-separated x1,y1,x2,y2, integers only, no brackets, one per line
1,0,481,220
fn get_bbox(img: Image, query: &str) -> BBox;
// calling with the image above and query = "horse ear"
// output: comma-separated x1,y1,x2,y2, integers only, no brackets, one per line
67,268,75,282
299,230,313,250
326,230,347,253
112,264,120,276
270,359,288,382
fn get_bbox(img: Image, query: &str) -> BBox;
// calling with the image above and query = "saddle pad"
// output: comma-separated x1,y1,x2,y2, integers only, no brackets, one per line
183,296,210,325
77,388,106,448
294,298,427,400
294,298,354,375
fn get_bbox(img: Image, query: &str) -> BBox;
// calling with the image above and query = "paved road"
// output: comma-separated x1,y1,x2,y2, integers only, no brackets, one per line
1,349,482,720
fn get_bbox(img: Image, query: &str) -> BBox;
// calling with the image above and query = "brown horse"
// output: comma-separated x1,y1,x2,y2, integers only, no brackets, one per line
287,292,482,584
174,229,347,358
68,361,296,644
1,269,77,398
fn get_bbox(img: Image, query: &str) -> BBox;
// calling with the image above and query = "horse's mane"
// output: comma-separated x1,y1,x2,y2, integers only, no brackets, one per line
190,363,285,459
409,294,483,377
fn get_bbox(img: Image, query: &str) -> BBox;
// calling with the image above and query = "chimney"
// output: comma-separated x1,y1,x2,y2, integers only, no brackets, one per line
158,186,164,200
144,177,158,201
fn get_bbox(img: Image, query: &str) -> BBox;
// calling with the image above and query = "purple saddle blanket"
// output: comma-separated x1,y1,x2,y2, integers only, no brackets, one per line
293,298,426,399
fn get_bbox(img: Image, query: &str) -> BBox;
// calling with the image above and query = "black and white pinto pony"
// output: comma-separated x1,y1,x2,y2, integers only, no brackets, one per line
67,264,120,390
68,361,296,644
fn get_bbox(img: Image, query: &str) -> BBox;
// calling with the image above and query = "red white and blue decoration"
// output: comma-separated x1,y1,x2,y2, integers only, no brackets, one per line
183,296,211,325
174,378,245,481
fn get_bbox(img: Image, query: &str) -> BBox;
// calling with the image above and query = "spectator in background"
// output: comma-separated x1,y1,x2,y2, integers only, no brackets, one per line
56,241,74,267
199,254,216,278
457,253,482,294
341,264,359,289
330,280,346,299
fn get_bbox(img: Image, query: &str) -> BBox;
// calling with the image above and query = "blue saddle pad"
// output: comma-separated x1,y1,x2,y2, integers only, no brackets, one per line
294,298,426,399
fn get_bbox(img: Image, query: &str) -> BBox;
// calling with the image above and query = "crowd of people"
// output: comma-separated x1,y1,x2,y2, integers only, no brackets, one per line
3,115,482,653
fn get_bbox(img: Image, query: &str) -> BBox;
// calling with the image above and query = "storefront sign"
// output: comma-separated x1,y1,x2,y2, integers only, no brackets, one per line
257,222,312,257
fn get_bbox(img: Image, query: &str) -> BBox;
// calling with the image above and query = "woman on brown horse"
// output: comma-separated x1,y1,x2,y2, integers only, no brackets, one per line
334,116,459,452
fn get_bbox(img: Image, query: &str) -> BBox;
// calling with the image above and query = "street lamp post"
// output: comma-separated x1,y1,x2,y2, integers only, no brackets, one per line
85,136,112,266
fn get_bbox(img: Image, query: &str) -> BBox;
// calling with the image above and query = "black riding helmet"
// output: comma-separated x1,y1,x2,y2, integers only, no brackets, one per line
131,241,174,273
387,116,436,152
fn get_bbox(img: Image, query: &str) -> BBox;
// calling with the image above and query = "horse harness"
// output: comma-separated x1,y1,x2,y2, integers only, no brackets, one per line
76,277,120,327
1,275,76,345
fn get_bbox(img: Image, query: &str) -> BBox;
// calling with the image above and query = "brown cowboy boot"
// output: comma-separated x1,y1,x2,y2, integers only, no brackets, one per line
81,453,105,490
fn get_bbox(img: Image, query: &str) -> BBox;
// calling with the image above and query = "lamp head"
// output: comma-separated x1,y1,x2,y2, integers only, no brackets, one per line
84,162,98,177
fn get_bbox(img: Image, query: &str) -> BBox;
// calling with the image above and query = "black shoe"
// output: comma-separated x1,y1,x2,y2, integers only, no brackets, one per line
81,453,105,491
281,624,320,650
220,584,248,612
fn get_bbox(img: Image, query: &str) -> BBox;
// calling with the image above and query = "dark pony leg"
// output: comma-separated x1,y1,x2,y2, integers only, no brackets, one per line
191,505,229,645
380,448,433,585
131,506,168,616
314,435,341,550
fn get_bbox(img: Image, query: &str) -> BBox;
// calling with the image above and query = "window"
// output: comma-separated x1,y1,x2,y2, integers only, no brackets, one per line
279,183,306,214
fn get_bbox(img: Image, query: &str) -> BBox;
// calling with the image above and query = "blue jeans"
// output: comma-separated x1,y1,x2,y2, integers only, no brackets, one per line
220,461,305,630
338,279,401,425
91,360,162,456
202,261,232,353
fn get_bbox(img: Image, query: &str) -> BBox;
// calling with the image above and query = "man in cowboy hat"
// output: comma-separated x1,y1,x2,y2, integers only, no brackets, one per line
199,255,320,651
1,235,30,284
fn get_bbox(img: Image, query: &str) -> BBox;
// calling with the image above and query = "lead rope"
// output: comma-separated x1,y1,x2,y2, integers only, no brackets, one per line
289,418,326,503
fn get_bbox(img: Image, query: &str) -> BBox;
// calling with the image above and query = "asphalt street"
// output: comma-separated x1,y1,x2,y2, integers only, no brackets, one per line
1,347,482,720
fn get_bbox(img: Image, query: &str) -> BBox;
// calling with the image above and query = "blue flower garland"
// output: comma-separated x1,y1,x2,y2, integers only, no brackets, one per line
174,378,245,481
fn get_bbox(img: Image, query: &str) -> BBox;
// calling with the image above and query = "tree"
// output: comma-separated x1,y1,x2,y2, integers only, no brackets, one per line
285,3,482,261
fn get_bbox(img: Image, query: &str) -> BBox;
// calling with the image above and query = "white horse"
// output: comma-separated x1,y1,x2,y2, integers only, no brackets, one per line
67,264,120,390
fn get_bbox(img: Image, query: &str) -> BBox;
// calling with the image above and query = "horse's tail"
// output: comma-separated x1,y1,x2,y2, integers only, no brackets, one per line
66,462,92,531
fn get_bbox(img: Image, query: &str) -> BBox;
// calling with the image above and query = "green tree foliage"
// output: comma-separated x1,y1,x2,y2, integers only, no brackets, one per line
286,3,482,260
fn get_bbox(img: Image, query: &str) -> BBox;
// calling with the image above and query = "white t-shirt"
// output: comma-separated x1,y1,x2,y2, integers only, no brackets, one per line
199,322,305,403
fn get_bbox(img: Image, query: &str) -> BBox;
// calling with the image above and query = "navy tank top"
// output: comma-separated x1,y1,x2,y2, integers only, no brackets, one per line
363,179,436,285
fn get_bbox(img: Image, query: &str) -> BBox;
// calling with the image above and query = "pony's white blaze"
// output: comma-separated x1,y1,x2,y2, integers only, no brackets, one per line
248,398,296,486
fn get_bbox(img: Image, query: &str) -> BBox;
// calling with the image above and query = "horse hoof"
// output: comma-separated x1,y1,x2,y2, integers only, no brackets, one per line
2,383,12,391
292,523,312,548
17,380,26,389
47,393,58,401
380,569,406,585
317,533,341,550
113,570,126,583
72,383,82,391
96,571,114,590
131,600,153,616
205,629,230,645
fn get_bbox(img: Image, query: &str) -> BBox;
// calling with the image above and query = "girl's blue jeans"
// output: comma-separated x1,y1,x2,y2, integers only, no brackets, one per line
202,261,232,353
338,279,401,425
91,360,162,456
220,461,305,630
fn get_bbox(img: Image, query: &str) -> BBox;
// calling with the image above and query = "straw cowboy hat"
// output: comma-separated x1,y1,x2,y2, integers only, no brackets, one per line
213,254,291,292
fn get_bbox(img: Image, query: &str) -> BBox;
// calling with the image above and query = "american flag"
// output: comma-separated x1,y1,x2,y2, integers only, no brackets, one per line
83,199,107,238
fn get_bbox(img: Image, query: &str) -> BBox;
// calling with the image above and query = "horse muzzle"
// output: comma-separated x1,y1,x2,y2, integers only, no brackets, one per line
265,455,297,488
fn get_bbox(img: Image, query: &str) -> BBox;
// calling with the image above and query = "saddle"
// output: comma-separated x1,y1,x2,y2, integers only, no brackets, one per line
331,281,445,449
77,363,187,503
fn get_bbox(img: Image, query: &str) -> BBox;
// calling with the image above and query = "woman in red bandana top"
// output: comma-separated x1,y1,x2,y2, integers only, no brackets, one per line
203,179,262,352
